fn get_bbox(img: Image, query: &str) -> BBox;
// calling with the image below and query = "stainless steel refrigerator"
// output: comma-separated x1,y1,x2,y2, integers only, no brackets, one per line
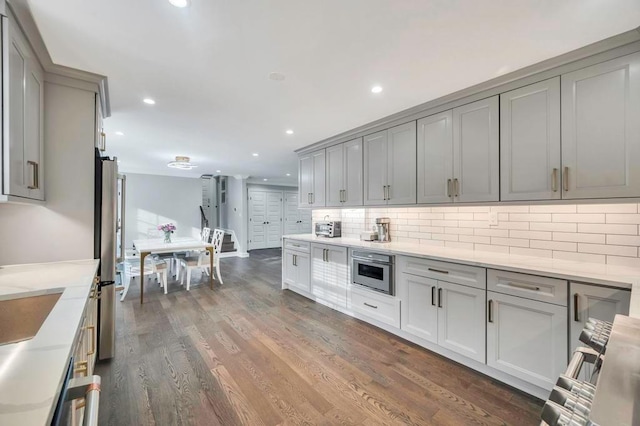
94,148,125,360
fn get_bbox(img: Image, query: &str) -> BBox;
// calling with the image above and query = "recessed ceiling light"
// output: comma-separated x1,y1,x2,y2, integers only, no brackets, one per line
252,153,259,157
371,85,383,94
269,72,286,81
286,173,291,177
143,98,156,105
167,156,197,170
263,178,268,181
168,0,190,7
216,170,221,173
285,129,294,135
115,131,124,136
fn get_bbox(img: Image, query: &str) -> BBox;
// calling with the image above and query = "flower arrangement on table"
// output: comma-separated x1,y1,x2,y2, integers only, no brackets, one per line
158,223,176,243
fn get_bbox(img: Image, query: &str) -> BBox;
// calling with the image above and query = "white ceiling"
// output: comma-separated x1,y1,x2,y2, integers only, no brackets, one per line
28,0,640,184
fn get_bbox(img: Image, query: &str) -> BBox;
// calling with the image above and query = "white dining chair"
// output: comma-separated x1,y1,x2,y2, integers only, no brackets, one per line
119,251,169,301
175,227,211,282
177,228,223,290
211,228,225,284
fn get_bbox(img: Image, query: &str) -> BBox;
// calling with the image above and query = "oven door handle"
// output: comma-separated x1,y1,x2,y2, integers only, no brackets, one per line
352,258,392,265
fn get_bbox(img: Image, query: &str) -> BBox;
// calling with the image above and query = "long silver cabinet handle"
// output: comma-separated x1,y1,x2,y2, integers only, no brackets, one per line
447,179,452,198
563,167,569,192
27,161,38,189
454,178,459,197
428,267,449,274
488,300,494,323
387,185,391,200
552,168,558,192
364,302,378,309
505,282,540,292
66,375,101,426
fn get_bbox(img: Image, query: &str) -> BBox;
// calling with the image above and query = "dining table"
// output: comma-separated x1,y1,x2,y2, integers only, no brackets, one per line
132,237,214,304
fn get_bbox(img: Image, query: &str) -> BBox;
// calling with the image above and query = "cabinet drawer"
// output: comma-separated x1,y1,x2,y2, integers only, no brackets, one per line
350,285,400,328
399,256,486,290
284,239,310,253
488,269,567,306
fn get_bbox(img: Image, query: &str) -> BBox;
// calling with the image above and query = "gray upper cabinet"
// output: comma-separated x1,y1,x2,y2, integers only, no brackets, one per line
561,52,640,199
298,149,325,207
3,12,45,201
364,122,416,205
501,78,561,201
326,138,363,207
417,111,454,203
453,96,499,203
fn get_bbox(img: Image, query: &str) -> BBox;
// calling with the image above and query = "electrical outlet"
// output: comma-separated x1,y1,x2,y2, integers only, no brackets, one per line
489,211,499,226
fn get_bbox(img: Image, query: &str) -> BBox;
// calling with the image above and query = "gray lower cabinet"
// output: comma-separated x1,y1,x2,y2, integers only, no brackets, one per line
283,249,310,294
500,77,561,201
569,282,630,380
561,52,640,199
311,243,348,308
399,272,485,363
487,291,568,391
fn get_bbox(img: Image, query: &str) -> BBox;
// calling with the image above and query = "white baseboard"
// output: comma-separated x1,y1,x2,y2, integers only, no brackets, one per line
218,251,249,259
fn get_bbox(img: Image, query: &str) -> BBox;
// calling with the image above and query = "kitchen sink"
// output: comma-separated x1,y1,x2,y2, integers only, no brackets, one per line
0,291,62,346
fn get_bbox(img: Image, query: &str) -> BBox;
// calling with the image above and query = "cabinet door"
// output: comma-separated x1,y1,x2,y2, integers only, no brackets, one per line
561,52,640,199
25,59,44,200
325,144,344,207
296,252,311,293
364,130,388,205
311,244,327,299
324,245,348,308
386,122,416,205
487,291,568,390
5,17,29,197
501,78,561,201
453,96,499,202
283,250,297,288
298,154,313,207
417,111,454,204
311,150,326,206
437,281,486,363
569,283,630,380
343,138,363,206
399,273,438,344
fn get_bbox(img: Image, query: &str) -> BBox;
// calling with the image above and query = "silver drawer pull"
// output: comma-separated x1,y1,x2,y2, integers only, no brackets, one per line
506,282,540,291
363,302,378,309
428,268,449,274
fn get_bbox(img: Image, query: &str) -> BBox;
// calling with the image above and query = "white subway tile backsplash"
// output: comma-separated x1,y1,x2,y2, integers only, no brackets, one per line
313,203,640,265
578,243,638,257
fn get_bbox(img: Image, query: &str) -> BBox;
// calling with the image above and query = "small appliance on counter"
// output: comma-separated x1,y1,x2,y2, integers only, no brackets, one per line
315,221,342,238
375,217,391,242
360,230,379,241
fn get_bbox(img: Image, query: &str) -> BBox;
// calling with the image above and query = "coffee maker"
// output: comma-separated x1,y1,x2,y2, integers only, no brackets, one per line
375,217,391,242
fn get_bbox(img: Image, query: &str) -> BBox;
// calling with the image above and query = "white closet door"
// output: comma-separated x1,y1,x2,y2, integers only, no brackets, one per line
453,96,499,203
265,192,283,248
501,77,561,201
386,122,417,205
561,52,640,199
248,191,267,250
417,111,454,204
343,138,363,206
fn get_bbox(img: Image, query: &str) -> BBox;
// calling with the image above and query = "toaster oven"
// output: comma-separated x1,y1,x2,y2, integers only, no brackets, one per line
315,221,341,238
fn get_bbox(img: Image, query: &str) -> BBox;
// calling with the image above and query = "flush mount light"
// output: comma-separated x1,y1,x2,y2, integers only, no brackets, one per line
371,85,383,94
252,153,259,157
216,170,221,173
269,72,286,82
115,131,124,136
167,156,197,170
168,0,190,7
263,178,268,181
143,98,156,105
285,129,294,135
286,173,291,177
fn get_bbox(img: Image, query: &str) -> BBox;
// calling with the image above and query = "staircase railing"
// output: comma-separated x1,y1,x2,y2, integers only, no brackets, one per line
199,206,209,229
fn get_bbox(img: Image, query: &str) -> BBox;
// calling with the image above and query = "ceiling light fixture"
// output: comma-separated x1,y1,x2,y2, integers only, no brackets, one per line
263,178,268,181
269,72,286,81
167,156,197,170
252,153,259,157
168,0,190,7
143,98,156,105
216,170,221,173
115,131,124,136
285,129,294,135
286,173,291,177
371,85,383,94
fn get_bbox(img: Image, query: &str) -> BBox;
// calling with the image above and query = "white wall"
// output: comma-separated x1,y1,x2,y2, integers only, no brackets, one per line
313,203,640,266
124,173,201,249
0,83,95,266
224,176,248,255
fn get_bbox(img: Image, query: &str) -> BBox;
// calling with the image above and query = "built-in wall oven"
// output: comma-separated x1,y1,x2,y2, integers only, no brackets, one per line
351,250,394,295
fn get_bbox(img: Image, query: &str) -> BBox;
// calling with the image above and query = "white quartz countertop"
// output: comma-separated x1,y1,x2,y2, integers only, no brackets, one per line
0,259,100,426
283,234,640,317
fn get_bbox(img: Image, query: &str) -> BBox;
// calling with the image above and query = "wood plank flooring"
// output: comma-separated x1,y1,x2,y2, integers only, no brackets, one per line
96,249,543,425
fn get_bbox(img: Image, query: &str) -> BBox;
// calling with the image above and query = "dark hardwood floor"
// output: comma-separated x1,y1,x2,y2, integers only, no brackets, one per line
96,248,543,425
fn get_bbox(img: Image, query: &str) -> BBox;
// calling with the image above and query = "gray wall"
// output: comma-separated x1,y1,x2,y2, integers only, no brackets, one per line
124,173,201,249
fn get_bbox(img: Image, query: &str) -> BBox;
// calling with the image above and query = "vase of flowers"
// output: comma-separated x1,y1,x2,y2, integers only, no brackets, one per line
158,223,176,243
